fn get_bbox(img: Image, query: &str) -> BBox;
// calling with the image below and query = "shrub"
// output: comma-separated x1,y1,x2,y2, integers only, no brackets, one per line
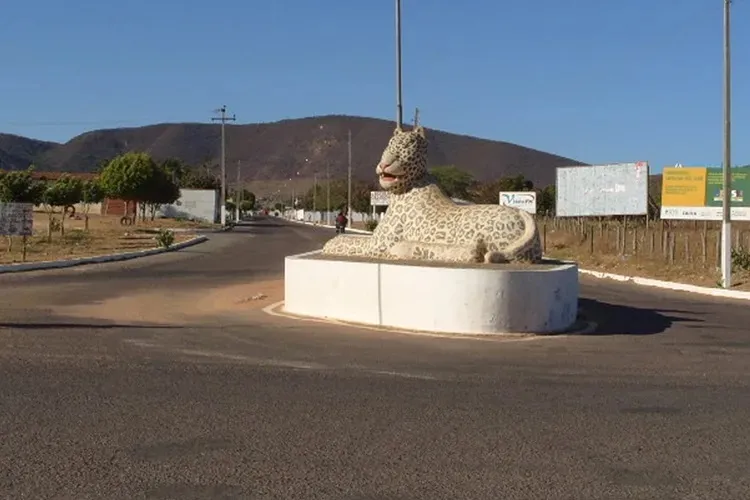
154,229,175,248
731,246,750,271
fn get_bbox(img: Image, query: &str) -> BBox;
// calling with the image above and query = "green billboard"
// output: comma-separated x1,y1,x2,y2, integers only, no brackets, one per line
705,166,750,207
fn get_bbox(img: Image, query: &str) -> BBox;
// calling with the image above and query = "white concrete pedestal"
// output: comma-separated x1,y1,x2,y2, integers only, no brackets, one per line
283,250,579,335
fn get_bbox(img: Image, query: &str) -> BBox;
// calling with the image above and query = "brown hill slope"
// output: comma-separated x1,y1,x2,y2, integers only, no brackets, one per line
1,115,586,188
0,133,59,171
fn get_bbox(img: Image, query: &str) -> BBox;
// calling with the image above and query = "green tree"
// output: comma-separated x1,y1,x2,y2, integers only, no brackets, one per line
81,179,105,230
241,189,256,211
537,185,556,216
160,158,187,185
181,166,221,190
225,199,237,216
42,175,83,239
470,174,534,204
350,180,377,215
0,167,46,204
99,152,159,223
497,174,533,192
299,179,348,213
429,165,476,199
141,166,181,221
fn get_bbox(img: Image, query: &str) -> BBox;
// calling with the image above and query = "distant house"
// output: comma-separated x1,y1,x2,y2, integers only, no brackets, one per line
29,171,135,216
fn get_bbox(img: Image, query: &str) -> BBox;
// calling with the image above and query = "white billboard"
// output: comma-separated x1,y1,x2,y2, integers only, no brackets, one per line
499,191,537,214
0,203,33,236
370,191,390,206
156,189,220,223
556,161,649,217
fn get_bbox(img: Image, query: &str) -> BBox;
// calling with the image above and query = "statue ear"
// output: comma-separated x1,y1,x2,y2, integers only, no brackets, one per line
414,126,426,138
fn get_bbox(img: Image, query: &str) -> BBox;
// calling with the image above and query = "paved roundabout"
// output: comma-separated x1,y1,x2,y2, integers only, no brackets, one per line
1,217,749,499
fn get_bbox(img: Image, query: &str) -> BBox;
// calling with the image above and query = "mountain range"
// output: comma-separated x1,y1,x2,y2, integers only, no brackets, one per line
0,115,586,188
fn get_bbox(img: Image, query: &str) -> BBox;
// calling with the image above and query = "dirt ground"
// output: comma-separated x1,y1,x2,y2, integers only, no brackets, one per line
57,279,283,326
0,211,216,265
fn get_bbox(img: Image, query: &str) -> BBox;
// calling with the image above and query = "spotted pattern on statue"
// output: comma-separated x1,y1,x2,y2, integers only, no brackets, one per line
322,126,543,264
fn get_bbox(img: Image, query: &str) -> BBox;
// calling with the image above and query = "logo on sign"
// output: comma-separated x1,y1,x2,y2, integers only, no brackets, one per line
500,193,534,205
499,192,537,214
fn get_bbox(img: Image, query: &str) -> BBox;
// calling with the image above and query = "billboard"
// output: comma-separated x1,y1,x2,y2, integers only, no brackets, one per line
556,162,649,217
0,203,33,236
660,166,750,220
499,191,537,214
370,191,390,206
156,189,220,223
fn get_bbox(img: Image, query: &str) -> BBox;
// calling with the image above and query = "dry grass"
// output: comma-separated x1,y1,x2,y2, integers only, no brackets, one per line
540,218,750,290
0,211,215,265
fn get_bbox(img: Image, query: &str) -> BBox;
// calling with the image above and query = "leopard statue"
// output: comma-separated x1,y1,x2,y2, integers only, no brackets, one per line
321,125,543,264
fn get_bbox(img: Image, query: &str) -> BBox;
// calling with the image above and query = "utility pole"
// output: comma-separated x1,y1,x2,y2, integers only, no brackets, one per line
235,160,241,222
347,129,353,219
313,174,317,222
211,105,236,227
395,0,403,128
326,162,331,225
721,0,732,288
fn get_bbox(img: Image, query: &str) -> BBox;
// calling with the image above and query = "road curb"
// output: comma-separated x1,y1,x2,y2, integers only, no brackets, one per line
285,217,750,301
263,300,578,341
578,268,750,301
0,235,209,275
144,227,227,234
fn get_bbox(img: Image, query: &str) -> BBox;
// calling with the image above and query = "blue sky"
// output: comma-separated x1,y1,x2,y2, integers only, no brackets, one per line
1,0,747,173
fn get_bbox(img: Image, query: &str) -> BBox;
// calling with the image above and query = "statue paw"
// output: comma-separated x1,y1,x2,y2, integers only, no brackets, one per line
389,241,415,259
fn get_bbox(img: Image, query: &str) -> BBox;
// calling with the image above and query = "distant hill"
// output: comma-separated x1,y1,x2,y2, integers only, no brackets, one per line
0,115,587,188
0,133,59,172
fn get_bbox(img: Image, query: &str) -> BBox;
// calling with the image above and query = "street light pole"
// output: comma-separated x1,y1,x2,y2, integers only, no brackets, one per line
313,174,317,222
236,160,241,222
211,105,236,227
721,0,732,288
347,129,353,219
395,0,403,128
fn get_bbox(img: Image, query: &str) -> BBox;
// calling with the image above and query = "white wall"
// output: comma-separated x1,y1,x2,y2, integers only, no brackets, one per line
285,250,579,335
156,189,219,223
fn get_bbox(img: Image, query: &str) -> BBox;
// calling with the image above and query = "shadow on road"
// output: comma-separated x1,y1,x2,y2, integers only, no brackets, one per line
578,298,702,335
0,322,183,330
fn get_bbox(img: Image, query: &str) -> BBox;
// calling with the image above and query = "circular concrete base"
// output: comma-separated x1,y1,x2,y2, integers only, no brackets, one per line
283,251,579,335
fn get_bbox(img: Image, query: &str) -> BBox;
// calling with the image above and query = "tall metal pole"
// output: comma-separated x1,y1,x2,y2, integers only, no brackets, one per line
211,105,236,227
347,129,353,218
721,0,732,288
313,174,317,222
326,162,331,225
236,160,241,222
395,0,403,128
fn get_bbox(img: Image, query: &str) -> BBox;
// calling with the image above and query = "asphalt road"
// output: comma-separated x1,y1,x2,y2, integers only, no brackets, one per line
1,217,749,499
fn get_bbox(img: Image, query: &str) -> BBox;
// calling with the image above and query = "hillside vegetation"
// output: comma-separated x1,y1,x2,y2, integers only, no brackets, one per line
0,115,585,188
